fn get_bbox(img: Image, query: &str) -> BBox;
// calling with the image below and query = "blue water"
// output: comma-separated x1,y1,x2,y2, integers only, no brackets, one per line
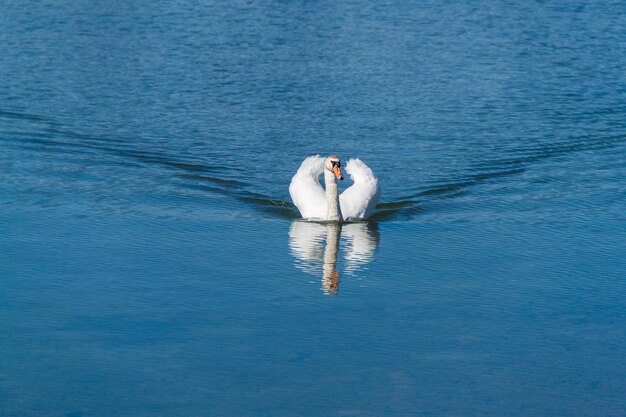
2,1,626,416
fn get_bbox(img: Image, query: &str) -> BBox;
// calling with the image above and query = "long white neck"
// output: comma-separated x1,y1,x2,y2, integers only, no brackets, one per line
324,170,343,222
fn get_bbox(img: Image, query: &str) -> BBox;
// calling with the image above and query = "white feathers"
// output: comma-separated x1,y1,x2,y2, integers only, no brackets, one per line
289,155,327,219
340,158,380,220
289,155,380,221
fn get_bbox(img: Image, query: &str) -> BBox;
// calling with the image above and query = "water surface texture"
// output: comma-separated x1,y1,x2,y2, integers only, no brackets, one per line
2,1,626,416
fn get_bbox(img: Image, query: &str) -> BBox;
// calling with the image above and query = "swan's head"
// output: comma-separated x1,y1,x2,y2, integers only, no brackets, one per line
325,155,344,180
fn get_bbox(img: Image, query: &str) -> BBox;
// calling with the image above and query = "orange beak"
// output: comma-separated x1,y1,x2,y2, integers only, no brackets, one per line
332,165,344,180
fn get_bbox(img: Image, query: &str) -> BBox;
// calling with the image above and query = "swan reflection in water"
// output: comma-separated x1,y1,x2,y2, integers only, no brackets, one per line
288,221,380,295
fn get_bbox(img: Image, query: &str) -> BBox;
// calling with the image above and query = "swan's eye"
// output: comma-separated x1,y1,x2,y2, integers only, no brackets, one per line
331,160,340,168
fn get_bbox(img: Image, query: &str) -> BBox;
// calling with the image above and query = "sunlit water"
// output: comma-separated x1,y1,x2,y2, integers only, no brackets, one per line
2,1,626,416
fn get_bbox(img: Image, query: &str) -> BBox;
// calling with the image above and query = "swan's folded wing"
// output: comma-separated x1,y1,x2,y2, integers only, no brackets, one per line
339,158,380,220
289,155,327,219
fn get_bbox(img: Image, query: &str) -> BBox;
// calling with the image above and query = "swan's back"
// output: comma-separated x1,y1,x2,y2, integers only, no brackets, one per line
289,155,326,220
339,158,380,220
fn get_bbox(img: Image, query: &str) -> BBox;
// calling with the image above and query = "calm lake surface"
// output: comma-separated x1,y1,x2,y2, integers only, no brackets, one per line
2,1,626,416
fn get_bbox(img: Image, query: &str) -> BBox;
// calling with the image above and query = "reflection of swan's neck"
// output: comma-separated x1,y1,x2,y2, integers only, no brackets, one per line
324,170,342,222
322,222,341,295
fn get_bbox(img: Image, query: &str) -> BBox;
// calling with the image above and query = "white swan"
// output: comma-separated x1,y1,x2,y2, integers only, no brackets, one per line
289,155,380,221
